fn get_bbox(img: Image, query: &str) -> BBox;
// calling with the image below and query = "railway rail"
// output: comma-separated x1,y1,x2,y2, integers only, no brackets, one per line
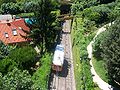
49,20,76,90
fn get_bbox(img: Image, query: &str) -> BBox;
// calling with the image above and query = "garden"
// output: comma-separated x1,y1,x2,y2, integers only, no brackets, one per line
0,0,61,89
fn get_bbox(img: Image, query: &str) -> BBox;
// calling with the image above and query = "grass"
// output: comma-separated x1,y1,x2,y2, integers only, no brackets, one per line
92,57,108,83
72,45,82,90
94,82,101,90
94,87,101,90
71,18,82,90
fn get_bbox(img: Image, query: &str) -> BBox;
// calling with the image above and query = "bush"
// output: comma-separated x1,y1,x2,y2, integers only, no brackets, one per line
72,18,95,90
32,53,52,90
8,46,37,70
1,68,33,90
1,2,21,14
0,41,14,59
82,4,113,24
0,58,17,75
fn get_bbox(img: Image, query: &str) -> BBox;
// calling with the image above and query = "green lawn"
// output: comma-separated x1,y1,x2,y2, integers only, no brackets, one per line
92,57,108,83
72,45,82,90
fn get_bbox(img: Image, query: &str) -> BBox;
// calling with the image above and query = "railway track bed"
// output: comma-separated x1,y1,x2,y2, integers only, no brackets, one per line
49,20,76,90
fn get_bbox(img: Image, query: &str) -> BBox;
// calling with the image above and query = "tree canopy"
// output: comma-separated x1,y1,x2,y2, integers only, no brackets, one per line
94,18,120,86
26,0,61,52
8,46,37,70
0,68,33,90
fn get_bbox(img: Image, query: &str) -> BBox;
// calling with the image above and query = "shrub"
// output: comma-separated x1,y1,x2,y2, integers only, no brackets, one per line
8,46,37,70
0,58,17,75
1,68,33,90
72,18,95,90
32,53,52,90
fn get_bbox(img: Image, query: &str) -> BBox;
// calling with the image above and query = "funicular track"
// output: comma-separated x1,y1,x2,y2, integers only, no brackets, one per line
49,20,76,90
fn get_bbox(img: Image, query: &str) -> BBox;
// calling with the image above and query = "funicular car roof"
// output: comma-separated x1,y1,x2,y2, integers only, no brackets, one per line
52,44,64,66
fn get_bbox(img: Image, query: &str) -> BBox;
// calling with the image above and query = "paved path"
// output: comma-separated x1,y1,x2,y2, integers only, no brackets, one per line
87,23,114,90
49,20,76,90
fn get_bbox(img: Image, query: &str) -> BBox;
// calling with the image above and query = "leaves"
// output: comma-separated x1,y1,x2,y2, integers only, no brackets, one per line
8,46,37,70
32,53,52,90
1,68,33,90
94,18,120,85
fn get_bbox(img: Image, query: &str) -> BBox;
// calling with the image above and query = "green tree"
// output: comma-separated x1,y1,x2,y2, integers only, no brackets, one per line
82,4,112,24
71,0,98,15
0,2,25,14
32,53,52,90
8,46,37,70
0,41,14,59
1,68,33,90
27,0,60,52
0,58,17,75
94,18,120,86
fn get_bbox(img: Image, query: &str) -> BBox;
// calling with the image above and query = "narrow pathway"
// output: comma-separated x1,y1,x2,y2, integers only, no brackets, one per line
87,23,114,90
49,20,76,90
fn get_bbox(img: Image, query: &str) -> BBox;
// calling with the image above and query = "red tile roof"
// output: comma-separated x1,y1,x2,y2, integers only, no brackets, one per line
0,19,30,44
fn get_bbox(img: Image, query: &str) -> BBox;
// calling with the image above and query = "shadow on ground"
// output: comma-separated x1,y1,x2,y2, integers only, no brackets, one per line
58,59,70,77
48,59,71,89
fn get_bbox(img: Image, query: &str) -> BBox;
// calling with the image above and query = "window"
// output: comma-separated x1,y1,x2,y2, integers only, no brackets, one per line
12,29,17,36
4,33,9,38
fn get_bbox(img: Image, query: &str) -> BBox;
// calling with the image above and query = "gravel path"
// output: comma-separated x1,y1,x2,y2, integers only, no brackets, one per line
87,23,114,90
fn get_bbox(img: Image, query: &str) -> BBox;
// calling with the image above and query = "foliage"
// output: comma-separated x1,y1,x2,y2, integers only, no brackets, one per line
32,53,52,90
72,0,120,89
111,0,120,20
82,4,112,24
93,32,104,58
0,41,14,59
71,0,99,15
0,0,16,6
81,60,94,90
24,1,36,13
25,0,61,52
0,2,24,14
72,0,117,25
17,12,34,18
0,58,17,75
0,51,52,90
93,18,120,86
0,68,33,90
8,46,37,70
72,18,95,90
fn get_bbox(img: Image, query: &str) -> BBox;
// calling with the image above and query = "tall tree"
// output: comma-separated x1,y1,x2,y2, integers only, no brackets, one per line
27,0,60,52
94,18,120,86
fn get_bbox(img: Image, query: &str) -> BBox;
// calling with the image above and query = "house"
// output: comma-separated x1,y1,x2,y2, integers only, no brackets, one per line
0,15,30,45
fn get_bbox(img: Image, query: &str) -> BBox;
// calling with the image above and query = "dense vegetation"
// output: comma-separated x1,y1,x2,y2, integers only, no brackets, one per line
71,0,120,89
71,18,96,90
0,0,120,89
93,18,120,87
0,0,60,89
26,0,61,52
